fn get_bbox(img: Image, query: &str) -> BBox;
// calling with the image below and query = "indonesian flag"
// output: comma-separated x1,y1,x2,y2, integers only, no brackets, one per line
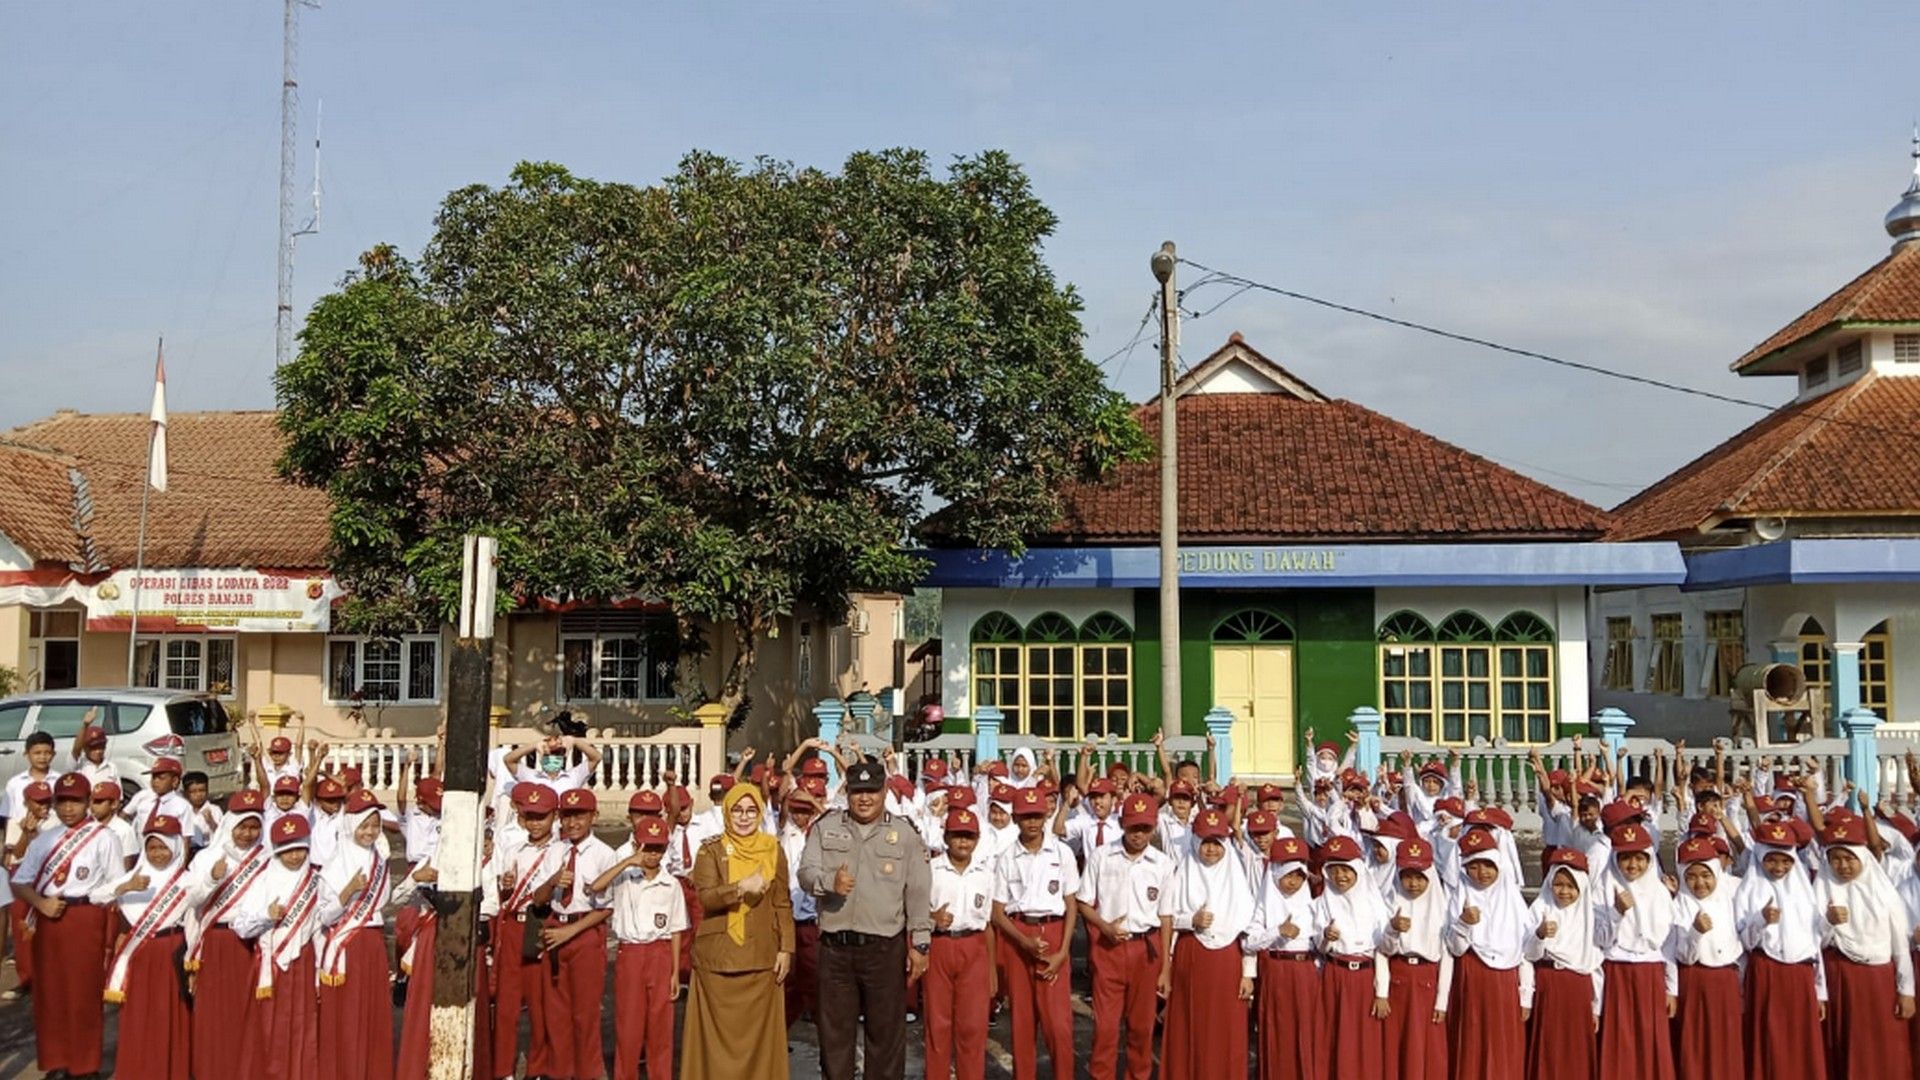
147,343,168,493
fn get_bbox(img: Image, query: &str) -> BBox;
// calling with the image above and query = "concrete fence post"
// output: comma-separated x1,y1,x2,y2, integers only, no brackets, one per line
1203,706,1236,786
1348,706,1383,778
692,703,731,808
1839,705,1883,810
973,706,1003,772
812,698,846,789
1592,707,1635,762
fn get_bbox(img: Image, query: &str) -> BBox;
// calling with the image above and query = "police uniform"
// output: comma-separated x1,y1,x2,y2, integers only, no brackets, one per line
796,760,932,1080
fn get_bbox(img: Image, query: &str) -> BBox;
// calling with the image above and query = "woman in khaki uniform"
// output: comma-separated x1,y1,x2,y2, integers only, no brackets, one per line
681,782,794,1079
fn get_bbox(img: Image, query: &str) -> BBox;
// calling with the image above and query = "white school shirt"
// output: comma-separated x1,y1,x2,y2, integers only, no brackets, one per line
69,753,119,790
1064,807,1122,859
603,848,689,944
515,759,592,795
264,801,313,837
499,835,564,917
666,823,698,878
548,835,617,917
1076,844,1176,935
930,853,996,933
188,802,224,844
309,808,344,869
125,790,200,841
4,771,60,820
993,835,1080,918
99,816,138,867
402,808,440,863
11,820,126,899
263,756,305,788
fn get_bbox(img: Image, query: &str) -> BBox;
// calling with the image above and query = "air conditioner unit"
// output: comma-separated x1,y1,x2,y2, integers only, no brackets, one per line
850,610,871,636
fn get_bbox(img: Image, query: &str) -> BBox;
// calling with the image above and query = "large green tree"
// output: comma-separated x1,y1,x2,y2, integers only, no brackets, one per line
277,150,1143,737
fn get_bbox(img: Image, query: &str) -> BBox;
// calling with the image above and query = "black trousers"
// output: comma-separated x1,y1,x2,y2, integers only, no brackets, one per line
816,930,908,1080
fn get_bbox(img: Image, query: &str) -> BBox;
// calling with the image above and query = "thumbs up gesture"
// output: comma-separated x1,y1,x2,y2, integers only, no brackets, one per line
1536,918,1558,940
211,857,229,882
1763,902,1780,925
1693,911,1713,934
932,904,953,931
1614,889,1634,914
1460,905,1481,926
1193,905,1214,931
832,863,856,896
1324,920,1341,943
1827,903,1849,927
1279,916,1301,940
1390,907,1411,934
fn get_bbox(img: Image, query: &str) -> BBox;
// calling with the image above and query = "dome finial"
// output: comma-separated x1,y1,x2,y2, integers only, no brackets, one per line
1885,125,1920,248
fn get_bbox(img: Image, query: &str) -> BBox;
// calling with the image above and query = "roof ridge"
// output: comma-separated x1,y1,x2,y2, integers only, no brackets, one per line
1720,375,1876,515
1839,245,1920,321
1330,398,1608,518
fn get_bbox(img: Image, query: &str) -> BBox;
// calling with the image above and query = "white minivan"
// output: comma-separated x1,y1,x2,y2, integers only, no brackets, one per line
0,688,248,801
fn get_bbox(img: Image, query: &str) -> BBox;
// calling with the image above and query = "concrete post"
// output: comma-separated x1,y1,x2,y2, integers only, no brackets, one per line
973,706,1003,774
694,703,731,806
1349,706,1383,778
812,698,846,789
1592,707,1635,761
487,705,509,729
256,702,292,729
847,693,878,737
1832,642,1865,717
1839,705,1883,811
1203,706,1236,786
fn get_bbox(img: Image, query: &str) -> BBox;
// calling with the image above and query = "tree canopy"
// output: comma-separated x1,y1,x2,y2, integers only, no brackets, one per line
276,149,1144,725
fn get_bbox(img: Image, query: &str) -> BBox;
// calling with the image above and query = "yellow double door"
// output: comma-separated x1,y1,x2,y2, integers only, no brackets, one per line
1210,644,1297,777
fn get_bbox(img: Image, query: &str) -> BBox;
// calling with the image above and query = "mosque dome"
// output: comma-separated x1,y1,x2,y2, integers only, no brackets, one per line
1885,128,1920,247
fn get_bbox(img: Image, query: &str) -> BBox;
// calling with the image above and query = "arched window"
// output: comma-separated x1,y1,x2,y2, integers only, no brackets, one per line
1436,612,1495,642
969,613,1024,732
1378,611,1435,643
1213,609,1294,643
1377,612,1436,741
1023,613,1079,740
1025,612,1078,642
1079,612,1133,739
1495,612,1555,744
1495,613,1554,642
1376,610,1556,746
967,610,1135,740
1801,617,1895,719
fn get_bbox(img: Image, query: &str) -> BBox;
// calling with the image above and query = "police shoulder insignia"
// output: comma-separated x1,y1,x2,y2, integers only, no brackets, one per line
886,830,898,845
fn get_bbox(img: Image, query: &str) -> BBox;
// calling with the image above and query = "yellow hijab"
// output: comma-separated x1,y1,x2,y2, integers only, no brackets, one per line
720,785,780,945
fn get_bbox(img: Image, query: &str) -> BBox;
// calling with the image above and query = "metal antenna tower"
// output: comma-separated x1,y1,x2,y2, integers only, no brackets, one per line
276,0,321,368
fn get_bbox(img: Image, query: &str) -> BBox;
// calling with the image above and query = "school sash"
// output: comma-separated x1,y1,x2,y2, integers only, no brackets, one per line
104,862,194,1002
255,866,322,999
184,845,268,970
501,842,554,915
23,821,107,938
317,850,389,985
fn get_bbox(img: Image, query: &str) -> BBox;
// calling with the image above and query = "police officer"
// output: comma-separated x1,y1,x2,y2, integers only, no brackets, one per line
797,759,932,1080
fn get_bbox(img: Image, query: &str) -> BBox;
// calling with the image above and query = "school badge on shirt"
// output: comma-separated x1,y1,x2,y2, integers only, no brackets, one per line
1048,880,1059,895
655,913,668,929
1146,886,1158,902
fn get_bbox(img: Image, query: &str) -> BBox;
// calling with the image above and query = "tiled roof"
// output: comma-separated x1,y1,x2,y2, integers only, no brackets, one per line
1026,390,1609,545
1606,374,1920,541
0,411,330,569
0,440,93,569
1733,243,1920,372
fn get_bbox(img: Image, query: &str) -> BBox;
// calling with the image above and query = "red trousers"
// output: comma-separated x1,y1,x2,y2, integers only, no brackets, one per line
785,920,819,1028
493,917,553,1077
1320,955,1384,1080
241,945,321,1080
396,918,494,1080
1448,950,1523,1080
1382,954,1446,1080
925,931,991,1080
192,925,257,1080
317,926,394,1080
393,906,420,967
1745,953,1825,1080
28,900,108,1076
114,927,190,1080
1255,952,1320,1080
1823,949,1912,1080
1163,934,1248,1080
542,921,608,1080
9,896,33,986
1001,916,1074,1080
1675,963,1742,1080
614,939,678,1080
1088,934,1159,1080
1527,964,1596,1080
1601,959,1674,1080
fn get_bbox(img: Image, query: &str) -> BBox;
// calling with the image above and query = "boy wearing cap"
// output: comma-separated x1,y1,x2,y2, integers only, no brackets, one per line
1158,781,1198,856
591,815,686,1080
780,782,825,1029
67,719,118,789
1076,793,1174,1080
1060,773,1122,861
926,808,996,1080
494,783,565,1077
991,786,1079,1080
13,772,124,1079
2,779,54,1000
123,756,194,831
90,781,139,873
534,787,614,1080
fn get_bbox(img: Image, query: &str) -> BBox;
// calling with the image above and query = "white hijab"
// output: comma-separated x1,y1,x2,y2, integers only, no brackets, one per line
1317,858,1390,957
1733,841,1822,963
1597,846,1675,953
1171,839,1256,951
1899,851,1920,930
1815,842,1910,967
1674,857,1742,967
1248,857,1317,953
95,828,188,924
1006,749,1039,789
1369,835,1403,896
1384,859,1447,961
1525,864,1603,974
1448,852,1528,969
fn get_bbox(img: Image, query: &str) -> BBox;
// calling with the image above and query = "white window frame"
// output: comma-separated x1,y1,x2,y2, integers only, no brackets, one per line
325,634,442,705
556,629,678,705
132,634,238,698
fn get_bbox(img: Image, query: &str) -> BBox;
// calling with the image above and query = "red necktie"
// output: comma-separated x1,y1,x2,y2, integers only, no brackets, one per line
1096,821,1106,847
559,845,578,905
681,831,691,870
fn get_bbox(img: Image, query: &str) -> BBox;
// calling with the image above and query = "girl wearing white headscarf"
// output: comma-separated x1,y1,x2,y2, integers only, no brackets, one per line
1443,833,1529,1080
1813,820,1917,1076
1671,837,1742,1080
1160,810,1255,1080
1593,825,1677,1080
1523,850,1603,1079
1006,747,1039,789
234,814,337,1080
1379,839,1451,1080
1732,820,1827,1078
184,792,271,1080
95,813,195,1080
1314,836,1390,1077
315,794,394,1079
1242,837,1321,1080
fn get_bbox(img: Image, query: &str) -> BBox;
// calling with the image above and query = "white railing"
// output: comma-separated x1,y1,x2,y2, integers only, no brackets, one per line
850,733,1212,781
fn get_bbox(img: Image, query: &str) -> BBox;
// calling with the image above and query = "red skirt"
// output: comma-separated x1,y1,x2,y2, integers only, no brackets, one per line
1383,954,1446,1080
192,924,257,1080
1600,960,1675,1080
1163,935,1249,1080
1824,948,1913,1080
1675,963,1742,1080
28,899,109,1076
1744,953,1825,1080
1256,952,1321,1080
316,926,394,1080
1527,963,1596,1080
114,928,190,1080
1321,954,1384,1080
395,917,495,1080
242,945,322,1080
1448,950,1523,1080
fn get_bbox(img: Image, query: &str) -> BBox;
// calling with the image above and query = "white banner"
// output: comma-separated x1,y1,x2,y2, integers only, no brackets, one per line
84,569,340,633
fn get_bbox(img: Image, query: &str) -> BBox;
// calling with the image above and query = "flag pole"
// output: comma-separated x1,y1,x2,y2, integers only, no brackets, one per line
125,337,162,687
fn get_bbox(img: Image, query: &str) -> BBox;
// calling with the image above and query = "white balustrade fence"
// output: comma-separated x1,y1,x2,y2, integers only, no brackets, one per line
850,732,1212,782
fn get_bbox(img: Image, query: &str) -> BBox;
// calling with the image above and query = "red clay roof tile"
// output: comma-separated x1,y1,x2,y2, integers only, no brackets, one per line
1734,243,1920,372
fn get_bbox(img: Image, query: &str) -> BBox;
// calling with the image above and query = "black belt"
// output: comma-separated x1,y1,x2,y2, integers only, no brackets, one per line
1013,914,1063,925
933,929,982,938
794,918,817,927
820,929,901,947
549,912,599,926
1326,954,1371,971
1263,950,1314,962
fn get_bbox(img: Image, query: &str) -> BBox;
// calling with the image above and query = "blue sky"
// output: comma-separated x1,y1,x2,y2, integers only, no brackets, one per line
3,1,1916,506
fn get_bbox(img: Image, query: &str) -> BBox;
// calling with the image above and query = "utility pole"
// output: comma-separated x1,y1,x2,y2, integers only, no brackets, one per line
430,535,497,1078
276,0,320,368
1150,243,1182,738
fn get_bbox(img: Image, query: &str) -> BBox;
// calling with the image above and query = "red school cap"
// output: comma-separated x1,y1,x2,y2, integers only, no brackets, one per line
273,814,312,849
945,785,976,810
1820,816,1870,848
943,809,980,837
1120,794,1158,829
269,736,293,754
345,789,382,815
144,814,183,838
1192,809,1231,840
628,790,665,816
1256,783,1286,803
1395,838,1434,871
1607,823,1653,854
799,756,829,778
1010,788,1048,818
559,788,597,815
1544,846,1588,873
1676,837,1719,865
1244,810,1277,836
921,759,950,782
415,777,445,812
273,775,302,796
313,777,346,801
82,727,107,750
1269,836,1310,864
91,781,120,802
148,757,183,776
1317,835,1363,863
1457,829,1499,858
52,773,90,801
512,783,558,815
635,817,670,848
23,780,53,804
228,789,267,814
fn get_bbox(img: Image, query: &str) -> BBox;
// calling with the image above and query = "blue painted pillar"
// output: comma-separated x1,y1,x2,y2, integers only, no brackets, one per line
1839,705,1882,810
1203,706,1236,786
1832,642,1865,717
973,705,1003,773
847,694,878,737
1349,706,1383,779
1592,707,1635,761
813,698,846,788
